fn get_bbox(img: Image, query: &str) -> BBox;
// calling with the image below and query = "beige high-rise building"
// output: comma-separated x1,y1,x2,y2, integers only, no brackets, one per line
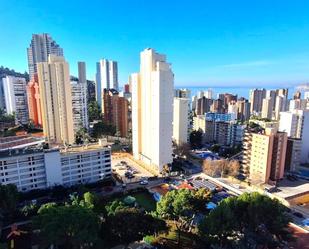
37,55,74,144
132,48,174,173
173,97,189,145
242,128,287,184
261,98,273,119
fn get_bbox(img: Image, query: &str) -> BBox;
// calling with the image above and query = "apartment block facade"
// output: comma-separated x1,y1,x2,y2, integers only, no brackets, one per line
132,48,174,173
242,128,287,184
0,144,111,192
37,55,75,144
2,75,29,125
27,74,42,127
173,97,189,145
102,89,128,137
27,33,63,79
71,80,89,132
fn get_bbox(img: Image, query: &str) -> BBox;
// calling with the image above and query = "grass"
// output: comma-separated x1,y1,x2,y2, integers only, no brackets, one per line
155,222,201,249
130,191,156,211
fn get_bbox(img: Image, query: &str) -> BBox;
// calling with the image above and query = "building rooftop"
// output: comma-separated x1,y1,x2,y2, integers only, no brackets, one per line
59,142,112,154
274,179,309,201
0,135,45,151
0,139,112,158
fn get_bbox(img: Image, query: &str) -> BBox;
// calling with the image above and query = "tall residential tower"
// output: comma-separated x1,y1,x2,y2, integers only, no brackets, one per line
95,59,118,107
27,33,63,79
132,48,174,173
37,55,74,144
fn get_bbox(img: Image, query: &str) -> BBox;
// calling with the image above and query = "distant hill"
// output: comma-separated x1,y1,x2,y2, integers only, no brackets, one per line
0,66,29,81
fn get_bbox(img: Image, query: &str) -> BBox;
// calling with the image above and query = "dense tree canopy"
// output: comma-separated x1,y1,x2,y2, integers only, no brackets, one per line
191,188,212,213
104,207,167,247
0,184,18,215
35,204,99,249
189,130,203,149
105,200,127,216
92,121,116,138
88,101,101,122
157,189,196,244
199,192,291,249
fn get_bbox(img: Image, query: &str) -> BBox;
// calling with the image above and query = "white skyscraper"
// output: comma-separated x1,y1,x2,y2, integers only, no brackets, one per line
274,95,287,120
289,99,307,111
173,98,189,145
95,59,119,107
204,89,214,99
27,33,63,79
0,78,5,110
132,48,174,173
109,61,118,90
71,80,89,133
2,76,29,124
279,110,309,164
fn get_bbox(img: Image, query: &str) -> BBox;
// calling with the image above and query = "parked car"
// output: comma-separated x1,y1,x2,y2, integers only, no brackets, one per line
122,183,126,189
293,212,304,218
140,180,148,185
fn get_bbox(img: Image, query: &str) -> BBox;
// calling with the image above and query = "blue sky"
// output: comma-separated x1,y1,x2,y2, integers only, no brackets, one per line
1,0,309,87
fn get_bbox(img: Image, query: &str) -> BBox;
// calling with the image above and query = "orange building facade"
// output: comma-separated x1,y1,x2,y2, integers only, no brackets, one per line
102,89,128,137
27,75,42,127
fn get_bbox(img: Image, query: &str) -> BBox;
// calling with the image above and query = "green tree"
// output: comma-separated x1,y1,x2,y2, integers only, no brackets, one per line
104,207,167,248
88,101,101,122
191,188,212,212
199,192,291,249
75,127,89,144
92,121,116,138
80,192,97,209
189,130,203,149
0,184,18,215
105,200,127,216
35,204,99,249
156,189,194,244
21,203,38,217
0,109,15,122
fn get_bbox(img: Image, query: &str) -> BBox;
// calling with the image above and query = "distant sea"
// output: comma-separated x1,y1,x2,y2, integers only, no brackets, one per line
176,86,298,99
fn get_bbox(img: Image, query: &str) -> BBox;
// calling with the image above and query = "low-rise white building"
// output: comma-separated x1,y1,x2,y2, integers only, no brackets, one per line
0,143,111,191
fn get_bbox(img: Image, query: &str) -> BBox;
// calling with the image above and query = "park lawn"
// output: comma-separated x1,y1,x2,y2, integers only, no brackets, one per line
130,191,156,211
